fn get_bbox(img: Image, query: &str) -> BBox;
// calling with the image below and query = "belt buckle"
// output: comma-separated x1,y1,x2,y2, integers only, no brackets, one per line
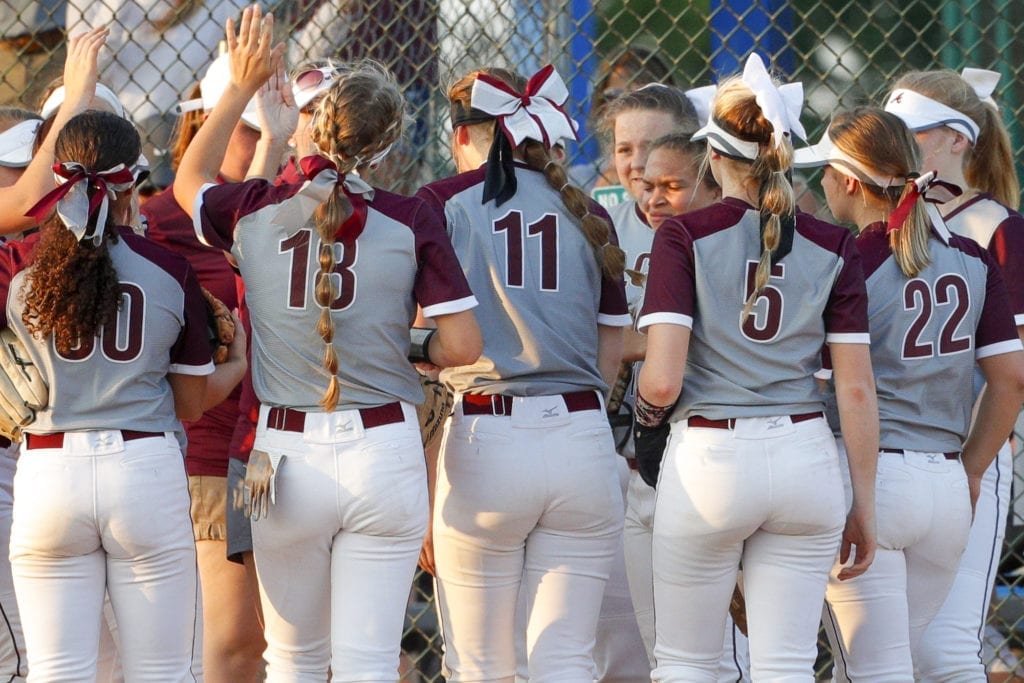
491,395,507,416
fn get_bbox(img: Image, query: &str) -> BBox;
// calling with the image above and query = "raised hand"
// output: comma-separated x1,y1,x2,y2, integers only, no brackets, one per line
61,27,109,116
255,61,299,143
225,5,284,96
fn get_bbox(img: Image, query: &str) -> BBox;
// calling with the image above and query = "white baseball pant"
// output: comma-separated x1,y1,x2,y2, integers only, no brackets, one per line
9,431,198,682
652,416,846,683
433,395,623,683
251,402,426,682
623,469,750,681
824,448,971,681
914,441,1012,681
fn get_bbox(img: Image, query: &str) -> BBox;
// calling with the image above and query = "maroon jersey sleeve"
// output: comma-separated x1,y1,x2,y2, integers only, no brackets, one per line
825,229,870,338
171,263,215,370
411,199,476,317
989,213,1024,323
637,218,697,328
594,203,629,320
975,244,1021,354
195,179,302,252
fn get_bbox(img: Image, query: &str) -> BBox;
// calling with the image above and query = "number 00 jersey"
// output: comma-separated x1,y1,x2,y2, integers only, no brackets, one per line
194,163,477,410
417,163,631,397
857,222,1021,453
638,198,869,421
0,228,215,434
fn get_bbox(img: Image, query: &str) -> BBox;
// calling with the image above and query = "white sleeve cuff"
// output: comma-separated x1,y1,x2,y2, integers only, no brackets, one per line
826,332,870,345
170,360,216,376
421,295,478,319
192,183,218,248
597,313,633,327
636,312,693,331
976,338,1024,360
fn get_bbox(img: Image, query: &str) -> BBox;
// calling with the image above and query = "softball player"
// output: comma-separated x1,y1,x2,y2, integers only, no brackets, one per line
415,65,631,682
0,106,40,683
0,108,237,681
636,55,878,681
593,82,699,683
798,107,1024,680
173,9,482,680
883,68,1024,681
141,50,269,682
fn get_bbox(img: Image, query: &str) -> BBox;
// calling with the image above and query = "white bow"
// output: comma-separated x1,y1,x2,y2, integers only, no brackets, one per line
742,54,806,148
53,163,135,246
470,65,579,148
961,67,1000,110
685,85,717,126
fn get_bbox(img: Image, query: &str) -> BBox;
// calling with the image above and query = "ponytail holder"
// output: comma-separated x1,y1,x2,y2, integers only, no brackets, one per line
961,67,1001,110
470,65,580,206
886,170,962,234
25,161,138,245
299,155,371,243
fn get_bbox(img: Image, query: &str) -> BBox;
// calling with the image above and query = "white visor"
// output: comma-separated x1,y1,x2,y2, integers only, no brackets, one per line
884,89,979,144
41,83,126,121
0,119,41,168
691,118,760,160
794,130,899,188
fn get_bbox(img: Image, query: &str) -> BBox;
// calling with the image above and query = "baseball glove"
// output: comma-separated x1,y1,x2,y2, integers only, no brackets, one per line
417,374,453,449
202,288,235,364
0,328,48,442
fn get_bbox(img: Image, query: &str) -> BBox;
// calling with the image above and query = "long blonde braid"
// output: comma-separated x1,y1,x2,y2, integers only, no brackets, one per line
307,60,407,410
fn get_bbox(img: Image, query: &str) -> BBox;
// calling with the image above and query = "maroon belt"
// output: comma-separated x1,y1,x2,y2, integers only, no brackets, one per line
687,412,824,430
461,390,601,416
264,403,405,432
26,430,163,450
880,448,960,461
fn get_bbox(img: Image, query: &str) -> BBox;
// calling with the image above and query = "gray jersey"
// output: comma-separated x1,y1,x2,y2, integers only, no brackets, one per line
0,228,214,433
196,161,477,410
417,164,631,396
858,222,1021,452
638,198,869,421
609,199,654,312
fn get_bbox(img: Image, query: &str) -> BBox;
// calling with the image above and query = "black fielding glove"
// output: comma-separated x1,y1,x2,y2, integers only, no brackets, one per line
633,421,670,488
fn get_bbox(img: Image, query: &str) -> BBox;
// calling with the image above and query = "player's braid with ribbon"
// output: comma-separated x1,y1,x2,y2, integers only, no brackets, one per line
307,61,406,411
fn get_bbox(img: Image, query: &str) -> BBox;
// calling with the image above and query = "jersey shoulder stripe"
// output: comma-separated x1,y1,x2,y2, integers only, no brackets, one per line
416,167,487,209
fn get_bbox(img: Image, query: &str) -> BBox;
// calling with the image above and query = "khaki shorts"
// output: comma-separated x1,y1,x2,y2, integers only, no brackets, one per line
188,474,228,542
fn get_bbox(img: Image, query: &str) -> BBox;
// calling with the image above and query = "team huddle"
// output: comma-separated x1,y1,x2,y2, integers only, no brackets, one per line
0,4,1020,683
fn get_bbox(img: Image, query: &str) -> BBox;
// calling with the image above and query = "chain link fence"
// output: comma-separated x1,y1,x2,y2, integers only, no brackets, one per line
2,0,1024,679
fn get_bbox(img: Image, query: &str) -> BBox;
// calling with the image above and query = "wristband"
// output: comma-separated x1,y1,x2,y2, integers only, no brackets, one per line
635,391,673,427
409,327,437,365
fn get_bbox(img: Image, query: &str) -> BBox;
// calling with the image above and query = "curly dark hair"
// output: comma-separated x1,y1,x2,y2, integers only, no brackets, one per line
22,111,140,355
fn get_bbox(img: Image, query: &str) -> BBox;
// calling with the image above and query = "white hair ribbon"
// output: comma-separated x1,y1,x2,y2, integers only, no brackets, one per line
684,85,717,127
884,89,980,144
742,54,807,148
961,67,1000,110
25,162,137,246
470,65,579,149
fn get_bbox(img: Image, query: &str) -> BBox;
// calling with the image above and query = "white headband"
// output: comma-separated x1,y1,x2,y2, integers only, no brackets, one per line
40,84,126,120
794,130,900,188
884,88,980,144
0,119,41,168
